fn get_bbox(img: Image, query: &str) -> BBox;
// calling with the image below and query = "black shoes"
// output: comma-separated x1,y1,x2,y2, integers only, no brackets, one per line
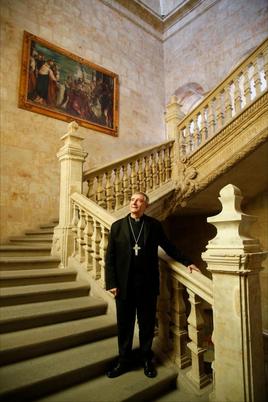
106,362,129,378
106,359,157,378
144,360,157,378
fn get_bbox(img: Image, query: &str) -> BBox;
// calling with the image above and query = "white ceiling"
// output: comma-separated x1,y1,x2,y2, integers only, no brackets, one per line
136,0,189,18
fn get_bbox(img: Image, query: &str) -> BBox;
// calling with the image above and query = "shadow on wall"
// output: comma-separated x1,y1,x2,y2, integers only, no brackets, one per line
173,82,207,116
164,214,217,277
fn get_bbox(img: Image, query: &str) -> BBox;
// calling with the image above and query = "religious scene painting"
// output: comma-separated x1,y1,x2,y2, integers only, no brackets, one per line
19,31,119,136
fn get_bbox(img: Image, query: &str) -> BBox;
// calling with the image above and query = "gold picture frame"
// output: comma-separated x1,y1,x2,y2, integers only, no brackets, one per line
19,31,119,136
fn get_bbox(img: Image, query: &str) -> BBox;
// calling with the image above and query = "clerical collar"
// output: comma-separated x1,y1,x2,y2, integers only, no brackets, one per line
130,215,143,223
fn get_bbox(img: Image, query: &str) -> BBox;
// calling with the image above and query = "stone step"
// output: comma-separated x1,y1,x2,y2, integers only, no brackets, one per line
0,281,90,306
36,364,177,402
0,296,107,333
0,268,77,287
0,256,60,270
39,223,58,229
9,235,53,244
0,336,118,401
0,335,177,402
0,244,52,256
152,386,210,402
0,314,117,365
25,229,55,235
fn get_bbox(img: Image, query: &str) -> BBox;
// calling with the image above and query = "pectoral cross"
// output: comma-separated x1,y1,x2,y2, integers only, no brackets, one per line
133,243,141,256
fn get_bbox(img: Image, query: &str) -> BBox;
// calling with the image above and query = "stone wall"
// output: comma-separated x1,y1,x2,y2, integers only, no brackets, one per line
245,191,268,329
164,0,268,106
1,0,267,242
0,0,165,241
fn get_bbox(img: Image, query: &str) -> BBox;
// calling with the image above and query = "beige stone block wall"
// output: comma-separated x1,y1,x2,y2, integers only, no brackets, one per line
163,0,268,104
0,0,165,242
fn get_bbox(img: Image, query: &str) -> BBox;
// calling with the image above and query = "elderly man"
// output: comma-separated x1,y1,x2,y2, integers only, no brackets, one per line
105,192,199,378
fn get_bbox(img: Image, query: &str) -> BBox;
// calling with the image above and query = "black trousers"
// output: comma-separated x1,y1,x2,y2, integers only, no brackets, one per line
115,287,157,364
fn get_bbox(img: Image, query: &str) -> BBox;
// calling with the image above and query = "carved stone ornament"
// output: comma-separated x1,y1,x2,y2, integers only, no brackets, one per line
173,157,198,209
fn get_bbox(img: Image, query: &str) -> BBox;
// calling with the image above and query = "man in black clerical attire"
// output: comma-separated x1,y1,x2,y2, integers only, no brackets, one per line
105,192,199,378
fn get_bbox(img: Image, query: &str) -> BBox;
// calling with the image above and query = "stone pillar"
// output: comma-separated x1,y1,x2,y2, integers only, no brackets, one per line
52,121,87,268
165,95,185,182
202,184,266,402
165,95,185,140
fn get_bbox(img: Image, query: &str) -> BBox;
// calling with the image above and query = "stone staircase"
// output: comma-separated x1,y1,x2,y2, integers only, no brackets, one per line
0,223,183,402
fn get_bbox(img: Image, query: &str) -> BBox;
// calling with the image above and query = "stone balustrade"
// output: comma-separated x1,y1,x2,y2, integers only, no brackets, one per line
70,192,115,287
178,38,268,157
83,140,174,212
157,251,213,391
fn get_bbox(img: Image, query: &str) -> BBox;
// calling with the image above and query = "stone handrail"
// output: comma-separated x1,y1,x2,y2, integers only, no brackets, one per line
83,140,174,212
178,38,268,157
159,249,213,304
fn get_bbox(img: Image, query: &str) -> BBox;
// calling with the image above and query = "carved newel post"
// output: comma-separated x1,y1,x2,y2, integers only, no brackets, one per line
202,184,266,402
52,122,87,267
165,95,184,181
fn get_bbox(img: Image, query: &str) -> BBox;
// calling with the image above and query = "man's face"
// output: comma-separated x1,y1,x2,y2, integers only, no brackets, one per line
129,193,148,218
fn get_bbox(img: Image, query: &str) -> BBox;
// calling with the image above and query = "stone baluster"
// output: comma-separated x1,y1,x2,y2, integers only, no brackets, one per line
114,167,122,210
200,107,208,143
215,93,224,130
253,58,262,97
189,120,195,153
207,102,216,138
244,66,252,105
86,176,95,200
130,160,138,195
263,47,268,84
186,288,211,389
98,225,109,287
96,174,106,209
234,75,242,114
77,206,86,263
137,157,145,192
157,150,164,186
144,155,151,191
170,277,191,369
151,152,158,189
193,116,199,149
161,148,167,183
164,146,172,181
179,128,187,157
223,84,233,123
83,213,94,271
122,163,129,206
92,218,102,280
157,262,171,353
52,122,87,268
71,202,79,258
202,184,266,402
184,125,191,156
105,170,114,211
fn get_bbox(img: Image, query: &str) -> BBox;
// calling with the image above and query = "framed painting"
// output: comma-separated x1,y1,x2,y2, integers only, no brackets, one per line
19,31,119,136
